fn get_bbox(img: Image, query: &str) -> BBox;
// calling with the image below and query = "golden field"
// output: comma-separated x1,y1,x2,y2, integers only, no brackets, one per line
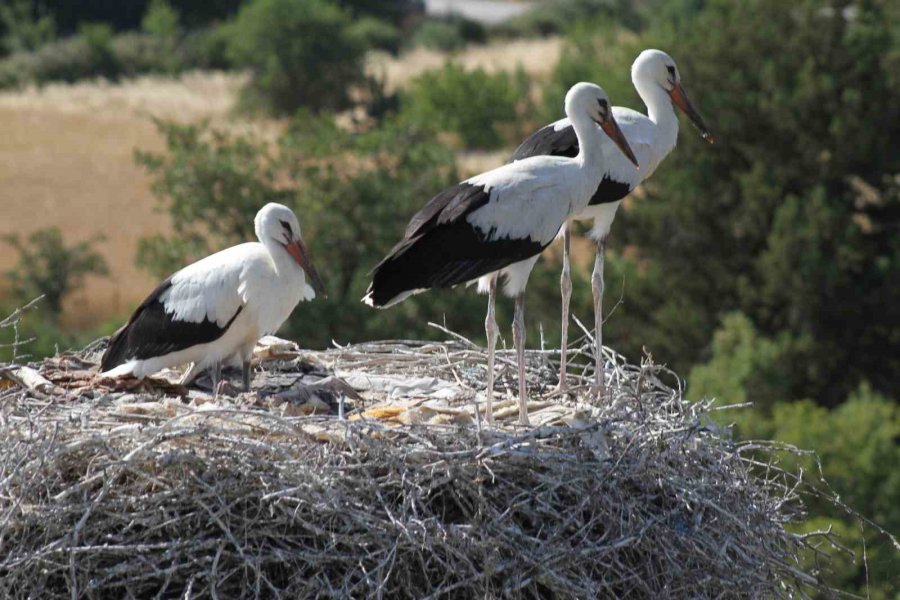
0,38,561,328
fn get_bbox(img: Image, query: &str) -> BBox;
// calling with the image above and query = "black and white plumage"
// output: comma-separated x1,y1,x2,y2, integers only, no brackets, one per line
510,49,714,396
101,203,326,392
365,82,638,425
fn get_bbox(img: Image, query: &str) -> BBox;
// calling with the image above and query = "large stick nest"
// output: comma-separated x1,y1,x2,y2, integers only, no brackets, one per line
0,332,836,598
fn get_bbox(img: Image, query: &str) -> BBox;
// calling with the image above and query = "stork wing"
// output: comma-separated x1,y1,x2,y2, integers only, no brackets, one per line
100,245,253,371
509,118,578,161
366,163,566,308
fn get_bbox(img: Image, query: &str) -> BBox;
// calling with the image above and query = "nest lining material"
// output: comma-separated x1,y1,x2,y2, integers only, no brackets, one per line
0,332,837,598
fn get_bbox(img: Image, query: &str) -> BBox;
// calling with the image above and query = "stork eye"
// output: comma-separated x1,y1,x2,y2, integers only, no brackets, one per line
597,98,609,114
279,219,294,237
666,65,676,77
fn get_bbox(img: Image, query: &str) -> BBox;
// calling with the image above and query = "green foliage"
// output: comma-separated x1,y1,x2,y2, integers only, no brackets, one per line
349,17,402,55
539,21,638,124
495,0,644,39
134,119,294,278
141,0,180,39
412,16,486,52
403,63,531,149
412,20,466,52
0,0,56,55
226,0,367,115
77,22,120,80
1,228,108,322
688,312,796,412
0,37,92,87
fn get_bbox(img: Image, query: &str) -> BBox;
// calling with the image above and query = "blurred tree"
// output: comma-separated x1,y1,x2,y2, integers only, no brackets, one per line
134,119,295,276
2,228,108,323
688,312,796,412
226,0,367,115
0,0,55,55
141,0,180,39
77,22,121,80
403,63,531,148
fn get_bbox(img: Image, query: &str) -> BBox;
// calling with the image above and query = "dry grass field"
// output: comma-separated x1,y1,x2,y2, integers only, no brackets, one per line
0,72,247,327
0,38,561,328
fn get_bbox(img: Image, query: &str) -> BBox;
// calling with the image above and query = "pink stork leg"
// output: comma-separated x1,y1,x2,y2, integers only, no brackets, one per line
590,237,607,398
557,224,572,393
484,275,499,425
512,292,530,426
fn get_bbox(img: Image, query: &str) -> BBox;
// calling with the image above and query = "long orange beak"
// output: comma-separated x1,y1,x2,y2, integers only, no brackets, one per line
599,115,640,169
285,239,327,298
669,82,714,144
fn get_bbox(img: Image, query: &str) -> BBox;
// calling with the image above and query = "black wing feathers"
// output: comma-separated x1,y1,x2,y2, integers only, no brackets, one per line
100,278,243,371
403,182,491,239
509,123,579,162
367,182,544,307
511,121,634,206
589,177,632,206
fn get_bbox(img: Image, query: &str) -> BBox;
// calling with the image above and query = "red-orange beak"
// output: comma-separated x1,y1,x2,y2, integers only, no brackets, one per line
599,114,640,169
669,82,714,144
285,239,327,298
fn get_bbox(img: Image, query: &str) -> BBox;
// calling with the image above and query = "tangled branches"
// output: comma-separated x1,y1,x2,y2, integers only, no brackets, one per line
0,336,839,598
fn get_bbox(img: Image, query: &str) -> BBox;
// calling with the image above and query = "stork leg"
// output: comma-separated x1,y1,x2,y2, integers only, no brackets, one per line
556,224,572,394
591,237,607,399
241,359,252,393
512,292,530,426
484,276,499,426
211,361,225,398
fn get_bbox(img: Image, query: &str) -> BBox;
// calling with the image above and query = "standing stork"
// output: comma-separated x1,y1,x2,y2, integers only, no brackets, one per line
101,203,326,392
364,82,638,426
510,49,714,396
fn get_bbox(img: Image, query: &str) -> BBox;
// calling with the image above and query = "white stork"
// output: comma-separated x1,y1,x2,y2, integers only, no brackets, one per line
101,202,326,392
364,82,638,426
509,49,714,396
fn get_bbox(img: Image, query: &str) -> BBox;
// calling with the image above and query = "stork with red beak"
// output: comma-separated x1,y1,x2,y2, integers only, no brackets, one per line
510,49,714,397
101,202,326,392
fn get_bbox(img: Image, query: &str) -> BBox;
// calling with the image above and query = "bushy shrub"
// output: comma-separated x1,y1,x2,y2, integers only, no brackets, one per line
111,32,173,76
350,16,402,55
412,16,485,52
2,228,108,323
77,22,120,80
141,0,180,39
495,0,643,38
402,62,530,148
3,36,93,85
0,0,56,55
226,0,367,115
178,25,233,70
412,20,465,52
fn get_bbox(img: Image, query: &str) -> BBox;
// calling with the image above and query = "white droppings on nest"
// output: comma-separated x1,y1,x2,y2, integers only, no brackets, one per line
0,330,859,598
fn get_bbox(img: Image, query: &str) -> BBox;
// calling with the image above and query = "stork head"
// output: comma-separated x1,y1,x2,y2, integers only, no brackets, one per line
564,82,639,168
633,49,714,143
255,203,327,297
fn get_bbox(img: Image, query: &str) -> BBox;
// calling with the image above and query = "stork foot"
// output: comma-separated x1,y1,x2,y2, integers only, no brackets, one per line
214,380,238,399
546,381,570,399
589,379,607,401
